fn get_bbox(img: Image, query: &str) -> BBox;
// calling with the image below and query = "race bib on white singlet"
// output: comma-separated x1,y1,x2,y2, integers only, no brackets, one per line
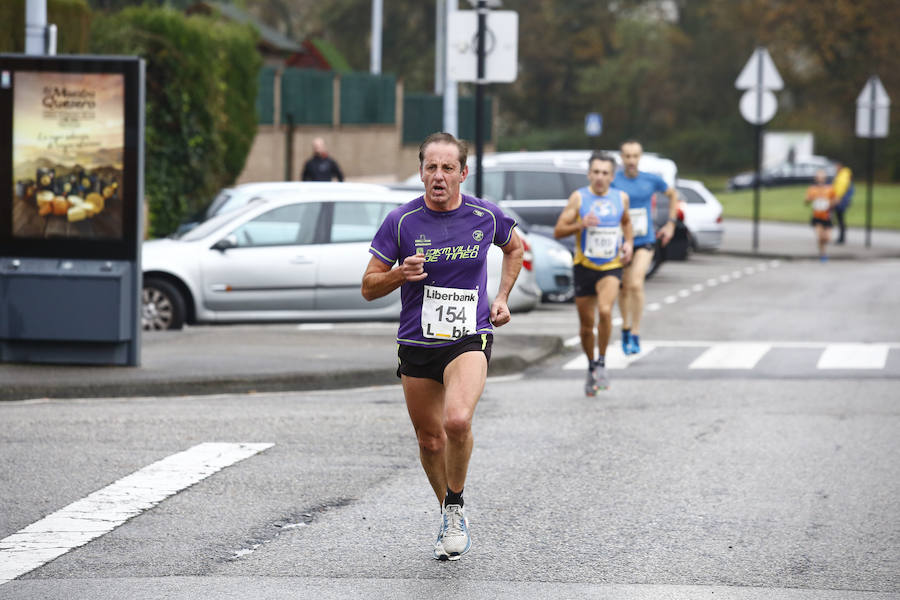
812,198,830,212
421,285,478,340
629,207,648,237
584,226,619,260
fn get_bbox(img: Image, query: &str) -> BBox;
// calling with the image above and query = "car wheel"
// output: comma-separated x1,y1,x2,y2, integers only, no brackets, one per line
142,277,185,331
543,289,575,303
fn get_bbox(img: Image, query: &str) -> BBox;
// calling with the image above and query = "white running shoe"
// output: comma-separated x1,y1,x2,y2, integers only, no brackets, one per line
435,504,470,560
584,368,598,397
595,365,610,390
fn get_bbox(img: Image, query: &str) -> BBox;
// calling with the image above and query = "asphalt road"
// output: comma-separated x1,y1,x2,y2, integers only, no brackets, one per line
1,253,898,599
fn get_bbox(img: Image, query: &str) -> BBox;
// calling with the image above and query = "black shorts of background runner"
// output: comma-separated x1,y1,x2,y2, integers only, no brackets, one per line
634,242,655,252
573,264,623,297
811,218,833,228
397,334,493,384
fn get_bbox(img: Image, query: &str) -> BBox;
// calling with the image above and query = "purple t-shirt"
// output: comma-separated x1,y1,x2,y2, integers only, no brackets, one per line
369,194,517,347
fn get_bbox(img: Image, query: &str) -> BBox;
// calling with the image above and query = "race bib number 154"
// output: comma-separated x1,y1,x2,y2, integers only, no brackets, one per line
422,285,478,340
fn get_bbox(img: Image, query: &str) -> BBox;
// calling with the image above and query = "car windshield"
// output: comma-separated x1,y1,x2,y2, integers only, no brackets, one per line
174,204,257,241
678,187,706,204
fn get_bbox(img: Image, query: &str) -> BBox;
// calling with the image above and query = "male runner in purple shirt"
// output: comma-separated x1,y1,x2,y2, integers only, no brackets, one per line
362,132,523,561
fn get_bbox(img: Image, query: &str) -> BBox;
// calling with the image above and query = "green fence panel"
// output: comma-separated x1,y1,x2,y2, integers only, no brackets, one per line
403,94,444,144
256,66,276,125
458,95,493,144
280,68,333,125
340,73,396,125
402,94,493,144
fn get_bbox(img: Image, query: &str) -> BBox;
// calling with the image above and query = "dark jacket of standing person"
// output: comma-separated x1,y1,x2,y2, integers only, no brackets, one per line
301,138,344,182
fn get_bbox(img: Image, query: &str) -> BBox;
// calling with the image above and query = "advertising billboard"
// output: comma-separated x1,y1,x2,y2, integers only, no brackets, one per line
0,55,142,260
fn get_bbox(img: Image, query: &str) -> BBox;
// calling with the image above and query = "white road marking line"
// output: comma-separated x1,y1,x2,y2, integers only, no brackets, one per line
0,442,273,586
692,284,704,292
706,278,719,287
743,266,756,275
562,344,657,370
297,323,334,331
731,270,743,279
817,344,890,370
689,343,772,369
664,296,678,304
719,275,731,283
770,259,781,268
622,340,900,349
646,302,662,312
564,319,624,348
678,289,691,298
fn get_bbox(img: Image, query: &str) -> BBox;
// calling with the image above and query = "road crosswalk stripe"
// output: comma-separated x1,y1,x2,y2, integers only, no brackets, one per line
563,344,658,370
817,343,890,370
0,442,273,585
560,341,899,371
689,343,772,370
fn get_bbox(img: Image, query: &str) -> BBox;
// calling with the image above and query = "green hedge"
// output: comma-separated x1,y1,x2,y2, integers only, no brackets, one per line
0,0,91,54
89,6,261,237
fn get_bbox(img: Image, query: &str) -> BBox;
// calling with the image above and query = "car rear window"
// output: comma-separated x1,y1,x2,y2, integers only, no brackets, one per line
330,201,396,243
509,171,566,200
677,187,706,204
563,172,587,193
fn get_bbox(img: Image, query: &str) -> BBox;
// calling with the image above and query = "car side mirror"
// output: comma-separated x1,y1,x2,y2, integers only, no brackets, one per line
212,234,237,252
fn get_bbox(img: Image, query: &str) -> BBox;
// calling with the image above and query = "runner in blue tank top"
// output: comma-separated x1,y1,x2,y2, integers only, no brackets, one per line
554,152,634,396
362,132,523,562
612,140,679,356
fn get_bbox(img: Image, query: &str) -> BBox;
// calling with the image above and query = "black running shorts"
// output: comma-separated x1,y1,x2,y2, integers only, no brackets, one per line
573,264,623,297
397,334,493,384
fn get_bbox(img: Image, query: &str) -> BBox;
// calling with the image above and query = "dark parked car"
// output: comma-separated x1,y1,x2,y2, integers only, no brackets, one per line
728,156,837,190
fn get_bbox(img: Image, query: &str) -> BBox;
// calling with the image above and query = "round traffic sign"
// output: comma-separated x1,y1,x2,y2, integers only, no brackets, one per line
739,89,777,125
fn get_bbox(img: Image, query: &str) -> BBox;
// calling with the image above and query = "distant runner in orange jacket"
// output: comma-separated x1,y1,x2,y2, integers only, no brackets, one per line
804,169,836,262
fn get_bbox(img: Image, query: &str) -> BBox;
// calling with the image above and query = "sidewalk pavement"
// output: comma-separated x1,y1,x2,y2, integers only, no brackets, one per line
0,328,563,401
1,219,897,401
716,218,900,260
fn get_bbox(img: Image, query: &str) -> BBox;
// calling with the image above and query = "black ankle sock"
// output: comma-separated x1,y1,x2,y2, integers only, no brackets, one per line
444,487,464,507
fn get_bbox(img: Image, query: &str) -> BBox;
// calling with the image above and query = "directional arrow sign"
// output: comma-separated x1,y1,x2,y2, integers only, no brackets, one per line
856,75,890,138
735,47,783,91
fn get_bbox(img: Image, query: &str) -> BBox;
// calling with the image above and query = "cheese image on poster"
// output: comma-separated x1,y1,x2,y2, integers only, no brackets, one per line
11,71,124,240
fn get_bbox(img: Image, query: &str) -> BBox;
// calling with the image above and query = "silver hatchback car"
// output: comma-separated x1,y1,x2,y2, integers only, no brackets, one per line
142,183,539,329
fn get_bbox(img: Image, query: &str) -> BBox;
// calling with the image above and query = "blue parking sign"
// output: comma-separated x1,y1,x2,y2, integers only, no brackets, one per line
585,112,602,136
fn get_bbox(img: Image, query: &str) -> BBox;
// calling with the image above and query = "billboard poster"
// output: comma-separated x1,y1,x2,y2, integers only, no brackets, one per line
12,71,125,241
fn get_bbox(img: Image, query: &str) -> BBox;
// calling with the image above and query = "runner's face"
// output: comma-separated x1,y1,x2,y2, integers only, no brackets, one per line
588,159,614,193
621,142,642,177
420,142,468,210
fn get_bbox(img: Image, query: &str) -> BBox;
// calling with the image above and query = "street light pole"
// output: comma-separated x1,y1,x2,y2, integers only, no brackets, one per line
442,0,458,136
25,0,56,56
370,0,382,74
474,0,486,199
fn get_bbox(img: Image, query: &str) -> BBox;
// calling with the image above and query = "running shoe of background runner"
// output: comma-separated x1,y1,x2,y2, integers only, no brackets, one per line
628,334,641,355
585,367,599,397
595,365,610,390
621,330,632,355
439,504,471,560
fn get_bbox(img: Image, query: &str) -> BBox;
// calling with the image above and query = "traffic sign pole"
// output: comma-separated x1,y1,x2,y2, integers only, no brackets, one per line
866,137,874,248
753,124,761,251
855,75,891,249
736,47,783,253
